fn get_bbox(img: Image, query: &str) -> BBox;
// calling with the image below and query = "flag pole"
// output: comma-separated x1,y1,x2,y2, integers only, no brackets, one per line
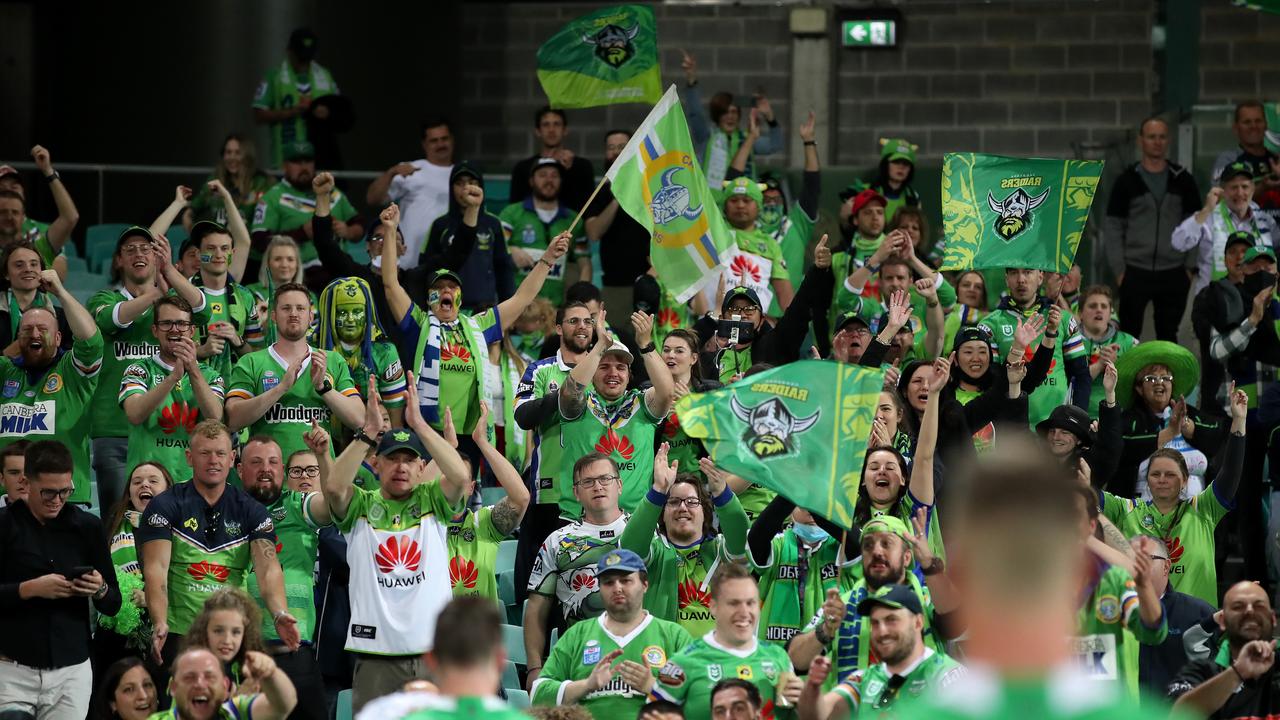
567,174,612,235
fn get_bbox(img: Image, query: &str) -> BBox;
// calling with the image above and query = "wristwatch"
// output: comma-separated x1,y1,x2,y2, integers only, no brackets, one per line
317,379,333,395
352,430,378,447
922,557,946,576
638,342,656,355
44,171,60,184
814,623,834,647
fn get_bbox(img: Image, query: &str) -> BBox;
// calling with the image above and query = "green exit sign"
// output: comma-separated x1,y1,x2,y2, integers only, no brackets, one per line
842,19,897,47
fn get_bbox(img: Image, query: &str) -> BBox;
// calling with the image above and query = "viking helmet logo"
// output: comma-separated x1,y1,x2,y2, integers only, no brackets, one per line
730,396,820,459
582,22,640,68
987,186,1050,241
650,165,703,226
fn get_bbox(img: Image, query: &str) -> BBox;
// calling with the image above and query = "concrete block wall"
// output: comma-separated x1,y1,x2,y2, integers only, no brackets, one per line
1195,0,1274,167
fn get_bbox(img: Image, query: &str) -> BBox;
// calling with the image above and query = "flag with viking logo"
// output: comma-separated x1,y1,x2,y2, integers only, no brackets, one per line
675,360,882,529
939,153,1104,274
536,5,662,109
607,84,737,302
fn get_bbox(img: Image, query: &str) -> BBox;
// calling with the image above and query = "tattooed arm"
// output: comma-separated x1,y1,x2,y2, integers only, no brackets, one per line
473,401,529,536
251,538,300,650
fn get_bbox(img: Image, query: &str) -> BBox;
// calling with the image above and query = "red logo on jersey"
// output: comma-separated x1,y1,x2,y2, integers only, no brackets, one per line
375,536,422,574
677,580,710,609
1021,343,1056,372
657,308,681,329
441,343,471,362
595,428,636,460
187,561,229,583
729,255,763,284
159,401,198,434
570,572,597,592
662,412,681,438
1165,535,1185,564
761,700,777,720
449,556,478,589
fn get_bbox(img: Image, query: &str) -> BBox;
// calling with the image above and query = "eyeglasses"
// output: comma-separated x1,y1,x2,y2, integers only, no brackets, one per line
1142,374,1174,384
727,305,760,316
843,326,871,336
665,497,702,509
574,475,619,489
562,318,597,327
1149,555,1170,563
120,243,152,256
288,465,321,478
38,487,73,502
155,319,194,331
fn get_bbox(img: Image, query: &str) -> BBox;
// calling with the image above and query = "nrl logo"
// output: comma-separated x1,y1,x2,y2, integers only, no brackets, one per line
730,396,819,459
987,185,1050,241
582,22,640,68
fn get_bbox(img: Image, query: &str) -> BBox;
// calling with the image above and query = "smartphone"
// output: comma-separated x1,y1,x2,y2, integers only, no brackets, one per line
716,314,754,344
64,565,94,579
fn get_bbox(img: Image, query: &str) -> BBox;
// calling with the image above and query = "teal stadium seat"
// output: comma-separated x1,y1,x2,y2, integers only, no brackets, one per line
505,689,530,709
64,256,88,273
484,178,511,215
497,539,517,573
498,569,515,607
336,689,352,720
85,224,131,273
501,623,527,665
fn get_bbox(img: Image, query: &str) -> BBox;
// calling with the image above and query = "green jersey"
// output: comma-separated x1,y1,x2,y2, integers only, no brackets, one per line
226,344,359,461
189,173,274,227
942,304,985,359
833,276,957,333
250,180,359,265
246,490,324,644
1080,328,1138,418
119,355,225,484
978,299,1087,427
195,280,265,382
399,305,501,435
335,339,407,409
0,331,102,503
18,217,61,266
1075,559,1167,699
147,695,257,720
109,511,142,579
834,647,967,715
653,633,797,720
759,198,817,290
528,515,629,627
716,345,753,385
723,227,789,316
620,490,749,638
1101,486,1229,607
445,505,508,602
498,199,583,302
737,485,777,524
558,387,662,517
660,408,704,483
514,354,571,507
533,613,694,719
88,286,209,439
753,532,847,647
251,59,340,166
389,695,528,720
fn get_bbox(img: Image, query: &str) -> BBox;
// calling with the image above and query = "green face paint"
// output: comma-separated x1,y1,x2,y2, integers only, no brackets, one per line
335,301,366,344
758,203,784,232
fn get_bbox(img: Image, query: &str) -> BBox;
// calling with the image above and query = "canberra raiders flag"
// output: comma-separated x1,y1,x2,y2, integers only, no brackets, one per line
940,153,1103,274
536,5,662,108
675,361,882,529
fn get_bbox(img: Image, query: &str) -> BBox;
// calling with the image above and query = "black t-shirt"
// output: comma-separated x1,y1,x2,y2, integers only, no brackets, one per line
1167,657,1280,719
586,184,651,287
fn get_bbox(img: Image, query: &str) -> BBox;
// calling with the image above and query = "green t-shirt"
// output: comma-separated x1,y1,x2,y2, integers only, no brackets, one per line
1101,487,1229,607
196,282,265,383
399,305,502,436
498,199,583,302
147,695,257,720
1080,329,1138,418
753,532,846,648
246,490,324,644
445,505,507,602
251,59,340,166
558,388,662,518
226,344,359,462
834,648,967,715
716,345,753,385
0,331,103,503
890,670,1189,720
1075,560,1167,699
250,180,358,265
528,515,629,627
189,173,275,227
619,491,749,638
533,613,694,719
653,633,797,720
109,512,142,579
514,354,571,507
119,355,224,484
978,301,1087,427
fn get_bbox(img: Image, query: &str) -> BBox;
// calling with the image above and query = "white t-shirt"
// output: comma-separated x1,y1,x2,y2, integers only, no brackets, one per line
388,160,454,269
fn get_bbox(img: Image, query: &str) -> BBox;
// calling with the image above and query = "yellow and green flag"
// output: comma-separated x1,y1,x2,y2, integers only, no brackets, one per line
675,360,882,529
940,153,1104,274
536,5,662,109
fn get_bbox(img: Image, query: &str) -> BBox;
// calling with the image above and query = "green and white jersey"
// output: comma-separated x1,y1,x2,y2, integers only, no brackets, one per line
445,505,507,602
336,340,407,408
753,532,846,647
528,515,629,627
251,180,359,265
398,305,501,436
119,354,224,484
653,632,796,720
620,490,749,638
336,480,460,655
1101,487,1229,607
363,695,528,720
251,59,340,166
109,512,142,579
147,694,257,720
226,344,359,462
533,612,694,719
1075,559,1167,700
498,199,583,302
515,353,572,506
979,299,1087,427
558,388,662,517
195,281,265,382
0,331,102,504
246,490,324,645
18,218,61,267
1080,328,1138,419
88,286,209,439
832,276,958,335
834,647,966,715
722,227,789,316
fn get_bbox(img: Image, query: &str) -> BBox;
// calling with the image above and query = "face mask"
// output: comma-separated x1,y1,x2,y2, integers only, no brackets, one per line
758,204,783,231
1243,270,1277,297
792,522,829,545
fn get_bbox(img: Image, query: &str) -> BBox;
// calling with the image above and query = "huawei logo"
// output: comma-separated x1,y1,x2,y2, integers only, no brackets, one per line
441,343,471,362
375,536,422,574
662,413,681,438
677,580,710,609
159,401,198,435
449,556,478,589
1021,343,1056,372
729,255,763,284
187,561,229,583
1166,535,1185,564
657,308,681,328
595,428,636,460
570,572,598,593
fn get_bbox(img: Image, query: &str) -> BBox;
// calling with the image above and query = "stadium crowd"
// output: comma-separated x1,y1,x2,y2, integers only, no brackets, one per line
4,24,1280,720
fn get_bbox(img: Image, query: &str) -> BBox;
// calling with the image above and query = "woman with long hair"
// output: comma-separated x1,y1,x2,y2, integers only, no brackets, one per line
655,329,722,479
249,236,308,343
93,657,158,720
184,133,274,229
869,138,922,224
184,587,268,694
941,269,989,354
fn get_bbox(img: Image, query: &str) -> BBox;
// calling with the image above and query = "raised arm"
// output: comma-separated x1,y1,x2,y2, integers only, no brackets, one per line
30,146,78,251
153,234,208,314
207,180,252,282
473,402,529,536
633,311,674,419
561,309,611,418
378,203,413,324
324,387,389,521
915,277,945,359
40,270,94,340
1211,385,1249,504
620,443,676,557
701,458,748,559
496,232,570,332
310,350,365,430
404,371,469,506
728,110,762,174
300,422,335,526
910,355,947,507
149,186,192,239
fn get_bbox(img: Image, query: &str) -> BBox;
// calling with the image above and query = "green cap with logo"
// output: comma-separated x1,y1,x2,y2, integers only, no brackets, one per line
1218,160,1254,185
377,428,429,460
855,584,924,616
721,176,764,207
880,137,918,165
861,514,911,540
1244,245,1277,265
283,140,316,162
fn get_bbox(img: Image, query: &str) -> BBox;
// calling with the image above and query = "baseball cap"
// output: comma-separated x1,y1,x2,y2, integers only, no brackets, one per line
1226,231,1255,256
722,177,764,205
530,157,563,177
839,181,870,203
721,286,762,314
849,189,887,216
880,137,918,165
288,28,318,58
1219,160,1254,184
856,584,924,616
861,514,910,540
115,226,155,252
834,311,870,336
283,140,316,162
596,548,647,577
602,340,634,364
1244,245,1277,265
0,166,19,181
428,269,462,288
452,161,483,183
377,428,429,459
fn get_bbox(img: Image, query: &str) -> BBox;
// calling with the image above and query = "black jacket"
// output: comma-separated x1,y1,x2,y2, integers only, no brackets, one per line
1168,645,1280,720
422,164,515,311
1141,589,1215,697
1115,403,1226,497
1104,161,1201,274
